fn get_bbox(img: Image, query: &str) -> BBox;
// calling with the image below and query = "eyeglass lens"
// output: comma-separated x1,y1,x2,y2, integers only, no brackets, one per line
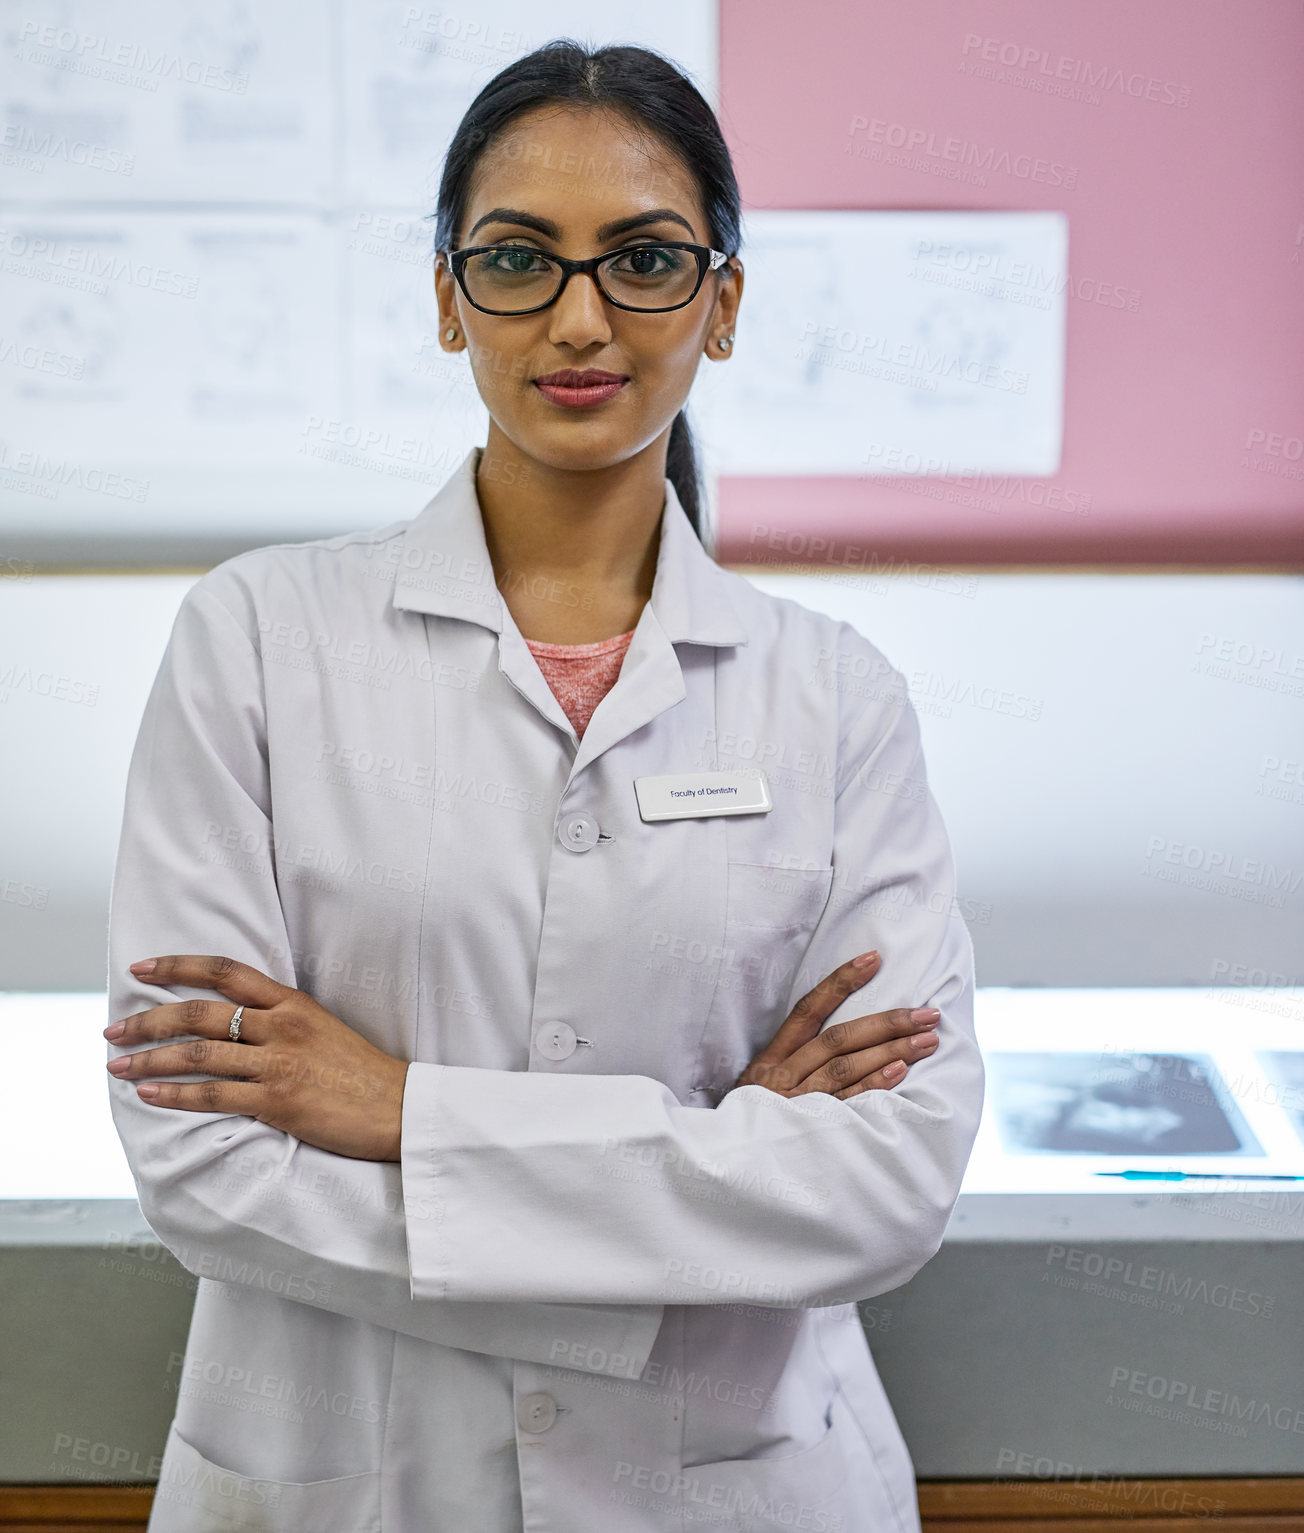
461,246,700,312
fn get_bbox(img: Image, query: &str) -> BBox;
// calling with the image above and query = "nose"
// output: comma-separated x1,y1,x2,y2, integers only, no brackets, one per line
547,268,614,351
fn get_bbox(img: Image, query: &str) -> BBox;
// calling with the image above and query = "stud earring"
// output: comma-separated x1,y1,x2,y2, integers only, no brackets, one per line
446,327,457,341
719,335,733,351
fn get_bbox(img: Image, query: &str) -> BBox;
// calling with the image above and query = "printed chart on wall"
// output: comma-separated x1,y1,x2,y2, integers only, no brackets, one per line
0,0,715,539
689,209,1068,479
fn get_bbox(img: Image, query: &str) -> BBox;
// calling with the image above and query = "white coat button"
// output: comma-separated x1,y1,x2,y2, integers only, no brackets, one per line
517,1392,559,1433
559,813,599,852
535,1021,577,1061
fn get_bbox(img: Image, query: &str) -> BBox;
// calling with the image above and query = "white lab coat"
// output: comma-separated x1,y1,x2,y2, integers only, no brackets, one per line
107,444,984,1533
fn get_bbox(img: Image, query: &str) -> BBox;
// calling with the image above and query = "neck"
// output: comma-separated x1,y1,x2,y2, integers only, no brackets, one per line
474,423,669,642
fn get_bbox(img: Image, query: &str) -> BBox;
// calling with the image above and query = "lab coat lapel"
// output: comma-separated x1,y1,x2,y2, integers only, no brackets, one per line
389,447,577,740
565,600,685,776
567,486,748,777
495,615,585,745
390,445,749,774
388,447,504,634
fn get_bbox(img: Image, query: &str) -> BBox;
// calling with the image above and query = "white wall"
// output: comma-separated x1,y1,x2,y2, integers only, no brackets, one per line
1,568,1299,989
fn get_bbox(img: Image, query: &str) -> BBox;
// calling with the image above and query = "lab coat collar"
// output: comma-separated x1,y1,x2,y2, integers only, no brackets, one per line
390,445,749,649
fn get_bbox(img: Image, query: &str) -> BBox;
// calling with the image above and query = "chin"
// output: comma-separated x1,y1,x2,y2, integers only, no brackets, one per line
510,421,634,471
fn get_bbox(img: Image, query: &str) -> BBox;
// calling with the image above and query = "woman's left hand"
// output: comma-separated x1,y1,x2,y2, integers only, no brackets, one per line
105,955,409,1163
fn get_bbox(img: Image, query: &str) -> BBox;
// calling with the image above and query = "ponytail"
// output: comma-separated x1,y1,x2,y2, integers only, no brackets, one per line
666,410,703,543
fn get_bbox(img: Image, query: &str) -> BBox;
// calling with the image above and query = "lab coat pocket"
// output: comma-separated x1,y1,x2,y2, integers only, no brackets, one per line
696,862,835,1093
724,860,835,932
677,1389,854,1529
149,1422,382,1533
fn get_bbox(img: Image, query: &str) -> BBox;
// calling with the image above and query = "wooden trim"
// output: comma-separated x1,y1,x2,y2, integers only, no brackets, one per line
1,1478,1301,1528
917,1475,1304,1525
0,1484,154,1527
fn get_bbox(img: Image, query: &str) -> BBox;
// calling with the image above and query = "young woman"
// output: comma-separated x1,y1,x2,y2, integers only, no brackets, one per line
106,40,984,1533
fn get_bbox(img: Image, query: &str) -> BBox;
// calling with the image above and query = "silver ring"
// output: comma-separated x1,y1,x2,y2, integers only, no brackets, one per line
228,1005,244,1043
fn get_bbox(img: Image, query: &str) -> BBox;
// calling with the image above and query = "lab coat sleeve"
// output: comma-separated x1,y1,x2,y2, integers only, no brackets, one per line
107,576,663,1380
401,634,985,1306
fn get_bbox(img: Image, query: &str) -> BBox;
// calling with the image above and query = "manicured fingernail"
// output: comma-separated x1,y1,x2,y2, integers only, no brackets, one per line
852,951,880,968
910,1008,940,1022
138,1084,160,1098
911,1031,939,1046
129,959,157,975
103,1021,125,1039
107,1057,131,1074
884,1061,906,1077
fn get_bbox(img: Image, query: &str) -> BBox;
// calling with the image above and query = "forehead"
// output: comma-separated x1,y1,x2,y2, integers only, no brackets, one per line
464,104,707,239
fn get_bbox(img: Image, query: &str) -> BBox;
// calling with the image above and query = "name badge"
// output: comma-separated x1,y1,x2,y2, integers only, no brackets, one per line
634,770,772,822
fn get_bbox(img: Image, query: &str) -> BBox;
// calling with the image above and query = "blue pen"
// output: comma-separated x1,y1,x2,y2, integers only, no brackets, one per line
1096,1170,1304,1182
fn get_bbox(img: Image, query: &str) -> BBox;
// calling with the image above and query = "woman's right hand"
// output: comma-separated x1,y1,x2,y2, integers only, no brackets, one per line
730,952,941,1102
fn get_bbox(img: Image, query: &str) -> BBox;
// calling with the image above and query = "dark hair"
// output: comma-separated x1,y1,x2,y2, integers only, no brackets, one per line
432,39,742,543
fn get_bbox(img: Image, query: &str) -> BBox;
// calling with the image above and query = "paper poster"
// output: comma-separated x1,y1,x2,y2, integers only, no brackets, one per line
0,212,343,532
0,0,332,201
0,0,716,536
691,210,1068,476
339,0,716,207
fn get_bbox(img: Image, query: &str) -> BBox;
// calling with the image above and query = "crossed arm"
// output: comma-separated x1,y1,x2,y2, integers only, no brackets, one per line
105,948,943,1159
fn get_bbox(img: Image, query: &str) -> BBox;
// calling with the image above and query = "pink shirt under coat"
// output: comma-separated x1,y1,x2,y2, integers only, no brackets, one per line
523,628,637,738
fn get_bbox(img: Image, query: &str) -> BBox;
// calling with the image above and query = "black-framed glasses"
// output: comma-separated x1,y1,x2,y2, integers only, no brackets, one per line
441,241,730,316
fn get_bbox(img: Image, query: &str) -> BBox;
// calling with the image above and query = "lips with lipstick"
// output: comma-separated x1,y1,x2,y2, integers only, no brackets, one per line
533,369,629,408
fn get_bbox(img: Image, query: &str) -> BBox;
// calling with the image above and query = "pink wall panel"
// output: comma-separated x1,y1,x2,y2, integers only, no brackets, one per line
715,0,1304,565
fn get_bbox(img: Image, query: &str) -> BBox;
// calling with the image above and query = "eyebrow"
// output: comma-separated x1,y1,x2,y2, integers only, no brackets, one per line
466,207,697,244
